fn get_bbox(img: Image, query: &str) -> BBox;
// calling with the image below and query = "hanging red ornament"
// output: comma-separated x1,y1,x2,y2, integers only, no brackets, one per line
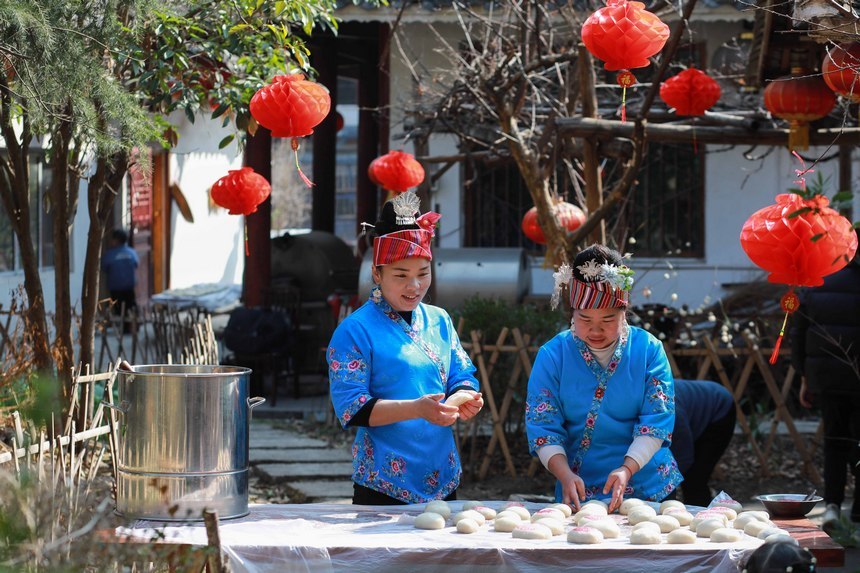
582,0,670,121
249,74,331,187
740,191,857,362
367,151,425,193
521,202,587,245
210,167,272,216
763,68,836,151
335,111,345,132
659,68,722,115
822,41,860,103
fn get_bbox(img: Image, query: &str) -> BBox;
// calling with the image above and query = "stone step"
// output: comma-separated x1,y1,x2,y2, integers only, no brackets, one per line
256,462,353,480
288,479,354,501
250,448,352,464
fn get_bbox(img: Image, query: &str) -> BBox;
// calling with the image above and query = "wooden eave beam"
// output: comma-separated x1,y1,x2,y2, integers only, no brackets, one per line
555,117,860,146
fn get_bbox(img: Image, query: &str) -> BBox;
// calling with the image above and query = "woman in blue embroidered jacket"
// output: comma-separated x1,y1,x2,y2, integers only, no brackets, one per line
328,192,483,505
526,245,682,512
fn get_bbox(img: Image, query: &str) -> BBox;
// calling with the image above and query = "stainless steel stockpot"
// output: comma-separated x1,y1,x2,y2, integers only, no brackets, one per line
108,364,264,521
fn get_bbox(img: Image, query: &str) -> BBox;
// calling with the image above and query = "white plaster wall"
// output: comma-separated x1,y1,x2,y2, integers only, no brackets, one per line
167,113,245,289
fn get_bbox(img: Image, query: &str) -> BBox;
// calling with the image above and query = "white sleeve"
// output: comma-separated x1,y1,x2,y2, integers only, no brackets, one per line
537,445,567,469
625,436,663,469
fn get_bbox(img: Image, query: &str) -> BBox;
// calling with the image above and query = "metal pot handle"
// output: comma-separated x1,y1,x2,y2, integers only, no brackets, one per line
247,397,266,410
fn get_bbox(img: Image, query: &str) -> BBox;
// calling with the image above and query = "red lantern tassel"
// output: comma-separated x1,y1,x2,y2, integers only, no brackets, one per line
292,138,314,188
244,218,250,257
616,71,636,124
769,288,800,364
769,314,788,365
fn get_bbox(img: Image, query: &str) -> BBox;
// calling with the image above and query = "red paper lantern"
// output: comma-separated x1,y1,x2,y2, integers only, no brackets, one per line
659,68,722,115
763,68,836,151
250,74,331,187
250,74,331,138
822,41,860,103
522,202,587,245
210,167,272,216
582,0,669,121
740,192,857,362
368,151,425,193
740,193,857,287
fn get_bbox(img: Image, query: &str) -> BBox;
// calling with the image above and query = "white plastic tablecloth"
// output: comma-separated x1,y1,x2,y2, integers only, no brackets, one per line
117,502,762,573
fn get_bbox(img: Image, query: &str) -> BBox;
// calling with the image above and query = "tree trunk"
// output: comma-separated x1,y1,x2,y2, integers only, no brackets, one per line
79,151,128,371
0,82,54,374
51,109,76,395
577,46,605,246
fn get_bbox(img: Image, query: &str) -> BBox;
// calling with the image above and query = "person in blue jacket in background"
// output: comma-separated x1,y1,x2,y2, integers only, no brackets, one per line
671,378,736,507
101,229,139,331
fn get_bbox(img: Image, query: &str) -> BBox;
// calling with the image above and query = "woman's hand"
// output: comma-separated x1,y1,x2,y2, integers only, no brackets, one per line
603,465,632,513
449,390,484,421
415,393,460,426
560,473,587,510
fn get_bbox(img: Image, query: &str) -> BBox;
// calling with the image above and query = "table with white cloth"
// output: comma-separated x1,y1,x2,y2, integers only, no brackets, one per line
114,502,785,573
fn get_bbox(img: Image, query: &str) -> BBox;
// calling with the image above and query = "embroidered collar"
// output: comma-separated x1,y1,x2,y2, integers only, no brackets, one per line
370,284,446,383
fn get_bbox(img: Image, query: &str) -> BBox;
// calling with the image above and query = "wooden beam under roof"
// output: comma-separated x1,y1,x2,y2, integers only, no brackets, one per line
555,116,860,146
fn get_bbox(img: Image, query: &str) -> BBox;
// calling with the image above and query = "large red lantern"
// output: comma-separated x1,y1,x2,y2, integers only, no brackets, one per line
522,202,587,245
763,68,836,151
582,0,670,121
822,41,860,103
368,151,425,193
249,74,331,187
740,192,857,362
659,68,721,115
210,167,271,216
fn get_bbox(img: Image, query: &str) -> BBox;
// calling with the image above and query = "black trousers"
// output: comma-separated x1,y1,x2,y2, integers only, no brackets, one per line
109,289,137,313
352,483,457,506
821,393,860,513
679,408,737,507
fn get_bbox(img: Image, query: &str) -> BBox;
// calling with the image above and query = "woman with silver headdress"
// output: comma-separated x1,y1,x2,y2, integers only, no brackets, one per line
328,192,483,505
526,244,682,512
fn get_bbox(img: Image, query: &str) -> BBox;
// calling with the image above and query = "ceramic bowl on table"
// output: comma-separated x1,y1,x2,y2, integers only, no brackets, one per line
755,494,823,519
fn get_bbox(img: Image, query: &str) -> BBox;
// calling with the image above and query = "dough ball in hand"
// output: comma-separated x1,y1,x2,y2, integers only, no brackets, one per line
445,392,476,407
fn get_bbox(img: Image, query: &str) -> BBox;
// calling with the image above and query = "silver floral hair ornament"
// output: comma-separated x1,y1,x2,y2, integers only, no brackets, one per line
392,191,420,225
550,263,573,310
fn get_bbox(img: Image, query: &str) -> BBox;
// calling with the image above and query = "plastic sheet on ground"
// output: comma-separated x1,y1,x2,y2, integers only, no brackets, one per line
116,502,762,572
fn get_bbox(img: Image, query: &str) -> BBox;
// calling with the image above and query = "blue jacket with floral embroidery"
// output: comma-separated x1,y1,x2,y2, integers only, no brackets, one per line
525,325,682,502
328,292,479,503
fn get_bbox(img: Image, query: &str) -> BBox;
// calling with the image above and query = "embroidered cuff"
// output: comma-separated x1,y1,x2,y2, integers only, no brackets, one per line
632,424,672,443
528,434,563,455
339,393,373,428
347,398,379,427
